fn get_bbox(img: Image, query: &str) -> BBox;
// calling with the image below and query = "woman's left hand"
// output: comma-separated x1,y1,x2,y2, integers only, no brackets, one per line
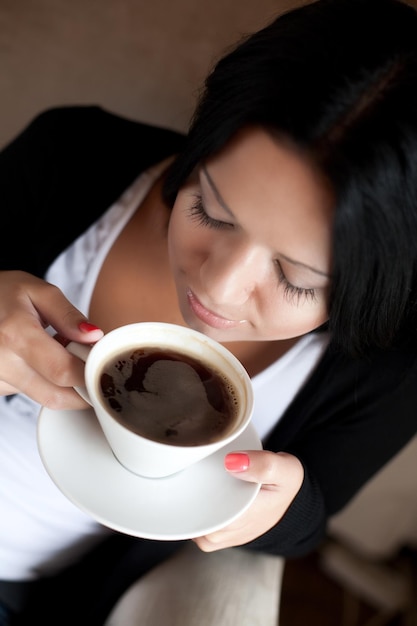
193,450,304,552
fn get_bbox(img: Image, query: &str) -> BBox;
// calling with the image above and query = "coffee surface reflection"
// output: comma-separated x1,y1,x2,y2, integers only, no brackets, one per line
99,348,239,446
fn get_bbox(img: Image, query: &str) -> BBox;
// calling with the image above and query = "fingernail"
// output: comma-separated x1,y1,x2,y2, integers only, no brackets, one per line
79,322,101,333
224,453,250,472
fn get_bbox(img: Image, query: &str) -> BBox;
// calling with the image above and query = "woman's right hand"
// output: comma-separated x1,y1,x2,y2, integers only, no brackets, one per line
0,270,103,409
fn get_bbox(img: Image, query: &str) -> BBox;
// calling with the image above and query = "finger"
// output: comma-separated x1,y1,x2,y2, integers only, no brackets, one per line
0,356,90,409
0,272,102,345
194,452,306,553
0,272,101,408
0,279,102,382
2,322,86,387
224,450,304,490
193,489,276,552
0,325,91,408
24,278,103,344
0,381,20,396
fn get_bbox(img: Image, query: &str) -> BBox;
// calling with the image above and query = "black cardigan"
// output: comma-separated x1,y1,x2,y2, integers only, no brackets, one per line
2,106,417,559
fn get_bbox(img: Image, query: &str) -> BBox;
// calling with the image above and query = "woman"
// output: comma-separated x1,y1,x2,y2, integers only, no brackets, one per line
1,0,417,623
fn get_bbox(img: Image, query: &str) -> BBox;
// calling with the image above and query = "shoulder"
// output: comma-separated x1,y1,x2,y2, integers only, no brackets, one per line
0,105,186,275
2,104,186,180
18,105,186,155
10,104,186,210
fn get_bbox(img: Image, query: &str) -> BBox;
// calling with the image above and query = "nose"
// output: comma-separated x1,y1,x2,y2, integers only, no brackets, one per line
200,238,267,306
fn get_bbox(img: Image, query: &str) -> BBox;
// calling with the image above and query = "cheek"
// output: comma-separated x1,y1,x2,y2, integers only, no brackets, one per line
269,297,329,338
285,282,330,329
168,197,201,273
168,197,210,262
296,306,329,336
167,201,186,259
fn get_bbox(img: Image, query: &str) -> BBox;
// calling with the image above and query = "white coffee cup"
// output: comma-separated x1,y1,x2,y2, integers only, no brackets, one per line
67,322,254,478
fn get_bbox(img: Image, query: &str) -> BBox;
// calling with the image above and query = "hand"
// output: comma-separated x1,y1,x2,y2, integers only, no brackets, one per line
0,270,103,408
193,450,304,552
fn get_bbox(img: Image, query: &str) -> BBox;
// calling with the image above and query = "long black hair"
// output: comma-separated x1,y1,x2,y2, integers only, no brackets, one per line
163,0,417,356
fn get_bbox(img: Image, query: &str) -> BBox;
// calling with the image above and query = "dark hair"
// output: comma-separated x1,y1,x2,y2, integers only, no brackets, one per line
163,0,417,356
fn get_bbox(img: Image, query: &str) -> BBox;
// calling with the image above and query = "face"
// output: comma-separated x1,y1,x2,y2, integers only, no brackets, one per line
168,126,334,343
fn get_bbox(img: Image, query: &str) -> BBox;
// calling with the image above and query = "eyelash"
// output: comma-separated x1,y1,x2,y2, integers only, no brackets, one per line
275,262,317,302
188,195,232,230
188,194,317,303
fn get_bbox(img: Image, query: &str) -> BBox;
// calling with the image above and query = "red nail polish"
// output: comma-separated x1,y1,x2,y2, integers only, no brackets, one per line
224,453,250,472
79,322,101,333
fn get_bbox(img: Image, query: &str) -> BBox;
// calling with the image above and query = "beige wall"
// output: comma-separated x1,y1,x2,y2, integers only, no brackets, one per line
0,0,306,149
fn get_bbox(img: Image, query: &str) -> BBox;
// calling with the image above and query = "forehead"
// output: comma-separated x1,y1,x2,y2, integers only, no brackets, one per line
204,126,334,264
206,125,332,200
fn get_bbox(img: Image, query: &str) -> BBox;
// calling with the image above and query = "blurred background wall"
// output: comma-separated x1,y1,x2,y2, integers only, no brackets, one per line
0,0,308,149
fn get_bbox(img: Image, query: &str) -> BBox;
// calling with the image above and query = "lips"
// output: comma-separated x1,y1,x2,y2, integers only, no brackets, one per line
186,289,245,330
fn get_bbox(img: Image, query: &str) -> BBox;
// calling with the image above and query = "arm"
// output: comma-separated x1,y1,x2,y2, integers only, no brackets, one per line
196,342,417,557
0,106,185,405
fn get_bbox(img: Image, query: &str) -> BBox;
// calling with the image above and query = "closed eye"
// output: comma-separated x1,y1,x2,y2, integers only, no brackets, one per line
189,193,318,304
275,261,317,303
188,195,234,230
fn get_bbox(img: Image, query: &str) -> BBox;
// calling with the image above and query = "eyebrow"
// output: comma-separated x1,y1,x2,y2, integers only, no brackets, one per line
279,254,331,278
202,165,332,279
202,166,235,218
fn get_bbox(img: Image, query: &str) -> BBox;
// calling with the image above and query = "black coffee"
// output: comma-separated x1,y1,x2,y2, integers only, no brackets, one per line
99,347,239,446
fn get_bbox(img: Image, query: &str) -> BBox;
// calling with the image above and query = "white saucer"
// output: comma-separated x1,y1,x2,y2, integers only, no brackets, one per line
37,406,262,540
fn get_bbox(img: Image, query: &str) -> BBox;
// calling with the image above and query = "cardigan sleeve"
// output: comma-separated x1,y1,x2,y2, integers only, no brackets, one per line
244,342,417,557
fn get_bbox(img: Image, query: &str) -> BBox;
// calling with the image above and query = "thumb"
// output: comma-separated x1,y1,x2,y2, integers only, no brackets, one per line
224,450,304,488
224,450,273,484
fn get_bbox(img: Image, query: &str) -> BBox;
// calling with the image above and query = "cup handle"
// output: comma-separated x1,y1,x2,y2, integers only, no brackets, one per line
66,341,93,406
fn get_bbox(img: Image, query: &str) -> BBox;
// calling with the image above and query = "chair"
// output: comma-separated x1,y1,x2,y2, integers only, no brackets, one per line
105,541,284,626
319,435,417,625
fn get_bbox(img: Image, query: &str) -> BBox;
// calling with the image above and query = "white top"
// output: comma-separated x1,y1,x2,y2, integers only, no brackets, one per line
0,161,329,581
